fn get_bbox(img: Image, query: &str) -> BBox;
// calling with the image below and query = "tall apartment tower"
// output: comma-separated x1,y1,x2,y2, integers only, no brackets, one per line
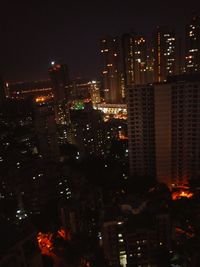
185,16,200,73
122,33,153,86
127,84,156,179
127,74,200,187
154,27,179,82
155,75,200,186
48,62,70,125
100,36,122,103
122,33,135,86
0,77,6,104
34,100,59,161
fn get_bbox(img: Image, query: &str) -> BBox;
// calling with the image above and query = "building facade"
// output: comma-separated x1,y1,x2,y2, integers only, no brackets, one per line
155,75,200,186
122,33,153,86
100,36,122,103
0,77,6,103
127,84,156,179
185,16,200,73
127,74,200,187
48,63,70,125
153,27,180,82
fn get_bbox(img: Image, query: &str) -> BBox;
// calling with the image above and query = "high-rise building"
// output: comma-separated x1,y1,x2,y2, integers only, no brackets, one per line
122,33,135,86
122,33,152,86
49,63,69,102
127,74,200,187
155,74,200,186
48,62,70,125
185,16,200,73
100,36,122,103
34,99,59,160
127,84,156,179
146,47,155,84
0,77,6,103
154,27,179,82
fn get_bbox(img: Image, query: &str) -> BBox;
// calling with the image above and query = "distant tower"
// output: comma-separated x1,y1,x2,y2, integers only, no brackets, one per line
48,62,70,125
153,27,179,82
0,76,6,104
34,100,60,160
49,62,75,145
122,33,135,86
122,33,151,86
185,16,200,73
100,36,122,103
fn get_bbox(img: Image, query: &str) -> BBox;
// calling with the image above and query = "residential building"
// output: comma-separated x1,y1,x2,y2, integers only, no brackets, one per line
100,36,122,103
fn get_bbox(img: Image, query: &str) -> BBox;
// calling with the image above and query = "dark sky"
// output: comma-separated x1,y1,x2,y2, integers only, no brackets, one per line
1,0,200,82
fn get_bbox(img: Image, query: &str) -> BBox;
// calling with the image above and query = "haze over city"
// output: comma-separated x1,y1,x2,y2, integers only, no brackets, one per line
1,0,200,81
1,1,200,267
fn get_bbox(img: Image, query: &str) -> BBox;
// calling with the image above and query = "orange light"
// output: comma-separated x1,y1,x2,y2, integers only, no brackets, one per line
172,190,193,200
57,228,71,240
35,95,52,103
175,227,194,238
35,96,45,103
37,228,71,256
37,232,53,255
119,131,128,140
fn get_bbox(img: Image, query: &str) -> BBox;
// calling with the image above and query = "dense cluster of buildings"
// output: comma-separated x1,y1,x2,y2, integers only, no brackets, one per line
100,16,200,104
0,14,200,267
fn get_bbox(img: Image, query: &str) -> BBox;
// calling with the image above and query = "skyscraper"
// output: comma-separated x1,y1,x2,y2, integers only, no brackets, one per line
122,33,151,86
154,27,179,82
48,62,70,125
185,16,200,73
127,74,200,187
155,74,200,186
100,36,122,103
34,99,59,160
122,33,135,86
48,62,75,146
0,77,6,103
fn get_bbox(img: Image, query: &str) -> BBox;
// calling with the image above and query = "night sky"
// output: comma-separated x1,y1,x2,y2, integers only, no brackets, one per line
1,1,200,82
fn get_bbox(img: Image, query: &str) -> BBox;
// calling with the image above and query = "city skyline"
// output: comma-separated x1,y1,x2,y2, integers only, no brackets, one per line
2,3,200,266
1,1,200,81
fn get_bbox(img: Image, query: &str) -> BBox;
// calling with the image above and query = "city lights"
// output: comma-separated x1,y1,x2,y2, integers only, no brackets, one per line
1,4,200,267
